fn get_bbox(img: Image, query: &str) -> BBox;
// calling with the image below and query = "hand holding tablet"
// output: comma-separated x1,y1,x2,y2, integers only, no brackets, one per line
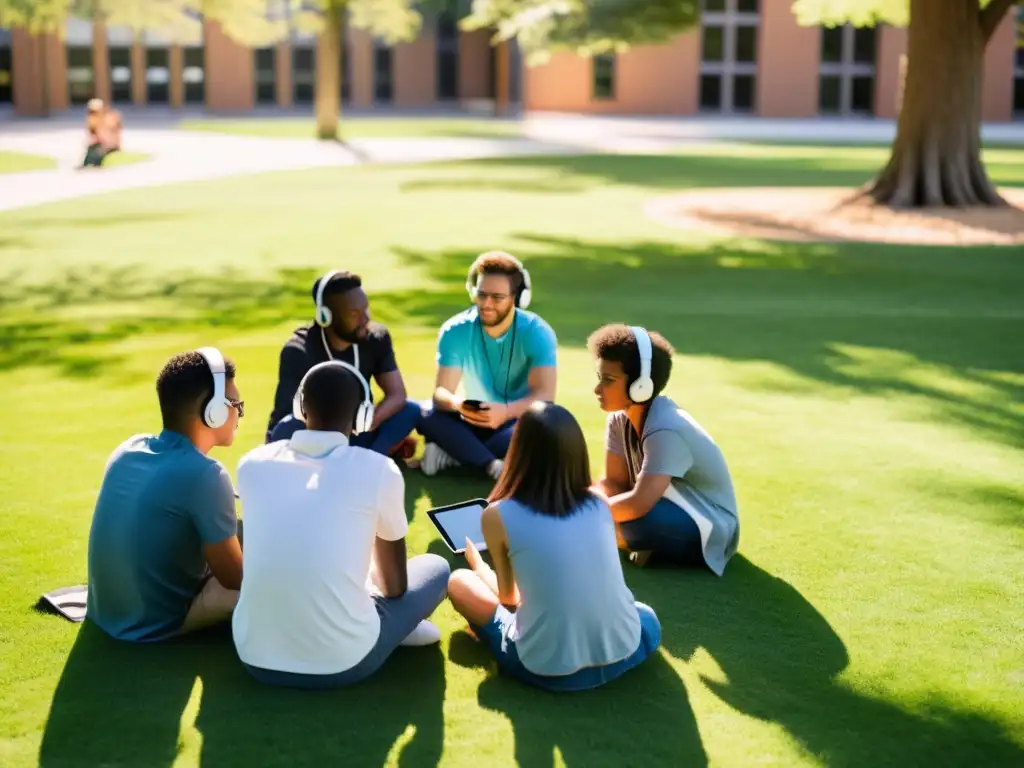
427,498,489,554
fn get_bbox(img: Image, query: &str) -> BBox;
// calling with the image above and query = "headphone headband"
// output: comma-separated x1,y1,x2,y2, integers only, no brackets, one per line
628,326,655,403
466,252,532,309
196,346,231,428
293,360,375,434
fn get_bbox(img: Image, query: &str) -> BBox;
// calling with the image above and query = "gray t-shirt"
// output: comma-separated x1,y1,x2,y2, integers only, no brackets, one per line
605,395,739,575
87,430,238,641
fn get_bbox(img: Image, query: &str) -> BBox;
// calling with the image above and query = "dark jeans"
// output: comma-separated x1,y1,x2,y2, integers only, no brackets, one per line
243,554,450,689
618,498,705,566
417,406,516,468
267,400,421,456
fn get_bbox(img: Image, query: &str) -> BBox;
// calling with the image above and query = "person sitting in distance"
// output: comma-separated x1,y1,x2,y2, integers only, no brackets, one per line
86,348,244,641
417,251,557,480
266,270,419,459
234,361,450,689
447,401,661,692
588,324,739,573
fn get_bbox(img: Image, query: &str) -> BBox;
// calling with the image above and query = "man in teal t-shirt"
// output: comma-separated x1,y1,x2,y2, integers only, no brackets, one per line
417,251,558,480
87,348,245,641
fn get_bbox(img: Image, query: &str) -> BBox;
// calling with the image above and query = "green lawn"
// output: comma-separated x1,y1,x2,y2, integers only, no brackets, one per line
0,150,150,175
178,116,524,140
0,151,57,173
1,144,1022,768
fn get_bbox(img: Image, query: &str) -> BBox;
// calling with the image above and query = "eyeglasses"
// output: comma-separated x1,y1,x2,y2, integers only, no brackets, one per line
228,399,245,419
474,290,510,303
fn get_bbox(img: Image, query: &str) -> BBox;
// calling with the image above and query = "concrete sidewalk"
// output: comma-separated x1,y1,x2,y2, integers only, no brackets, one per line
2,114,1022,214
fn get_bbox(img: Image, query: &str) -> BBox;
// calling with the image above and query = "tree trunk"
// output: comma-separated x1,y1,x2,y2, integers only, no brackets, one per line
314,2,343,141
864,0,1008,208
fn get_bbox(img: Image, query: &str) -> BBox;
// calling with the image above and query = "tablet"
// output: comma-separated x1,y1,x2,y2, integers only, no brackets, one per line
427,498,489,554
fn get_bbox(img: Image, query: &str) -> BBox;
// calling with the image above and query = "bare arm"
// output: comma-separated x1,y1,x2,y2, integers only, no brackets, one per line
594,448,631,498
204,536,243,590
372,536,408,598
505,365,557,420
371,369,407,429
607,472,673,524
432,365,464,412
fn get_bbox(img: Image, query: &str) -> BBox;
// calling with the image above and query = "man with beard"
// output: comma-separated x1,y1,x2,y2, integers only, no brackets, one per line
265,270,420,458
416,252,558,479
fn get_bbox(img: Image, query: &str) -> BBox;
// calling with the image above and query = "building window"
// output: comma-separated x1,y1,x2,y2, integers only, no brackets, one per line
67,46,94,105
145,46,170,104
341,14,351,103
293,46,314,104
374,44,393,103
183,46,204,105
437,6,459,101
818,24,876,115
699,0,759,113
254,47,277,105
0,31,11,104
591,54,615,100
1014,6,1023,117
109,47,132,104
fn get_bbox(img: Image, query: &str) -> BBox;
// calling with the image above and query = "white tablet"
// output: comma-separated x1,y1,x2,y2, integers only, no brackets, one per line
427,498,489,554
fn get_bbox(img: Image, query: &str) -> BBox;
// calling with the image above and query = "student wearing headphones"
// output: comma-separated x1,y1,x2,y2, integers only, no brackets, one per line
86,348,244,641
417,251,558,480
233,362,449,689
265,270,419,459
588,324,740,574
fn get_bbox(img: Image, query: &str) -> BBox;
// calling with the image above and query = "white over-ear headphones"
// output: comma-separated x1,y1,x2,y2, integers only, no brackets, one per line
628,326,655,403
293,360,375,435
196,346,231,428
466,253,532,309
314,269,341,328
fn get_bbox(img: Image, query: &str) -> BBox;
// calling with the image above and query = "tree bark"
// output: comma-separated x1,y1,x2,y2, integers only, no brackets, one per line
863,0,1009,208
314,2,343,141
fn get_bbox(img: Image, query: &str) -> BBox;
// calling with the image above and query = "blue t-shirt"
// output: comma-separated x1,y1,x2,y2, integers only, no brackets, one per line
86,430,238,642
436,307,557,403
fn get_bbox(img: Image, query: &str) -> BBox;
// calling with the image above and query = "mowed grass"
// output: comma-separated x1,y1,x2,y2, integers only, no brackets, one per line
0,144,1023,768
177,116,524,140
0,150,56,173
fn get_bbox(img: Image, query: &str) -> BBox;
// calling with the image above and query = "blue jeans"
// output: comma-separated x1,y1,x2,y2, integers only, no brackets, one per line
472,603,661,692
268,400,421,456
243,554,450,689
618,498,705,566
417,406,517,468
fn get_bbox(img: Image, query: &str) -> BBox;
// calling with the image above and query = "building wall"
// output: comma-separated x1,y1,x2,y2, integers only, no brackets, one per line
4,8,1021,120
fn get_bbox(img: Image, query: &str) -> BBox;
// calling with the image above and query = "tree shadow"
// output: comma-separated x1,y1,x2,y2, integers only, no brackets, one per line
447,627,707,767
631,556,1024,766
385,235,1024,450
39,620,447,767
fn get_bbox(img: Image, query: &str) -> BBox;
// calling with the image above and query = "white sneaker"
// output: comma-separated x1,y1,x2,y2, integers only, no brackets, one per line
421,443,459,476
400,619,442,647
486,459,504,480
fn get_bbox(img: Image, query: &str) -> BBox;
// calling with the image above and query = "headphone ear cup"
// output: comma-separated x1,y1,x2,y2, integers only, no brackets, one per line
354,402,374,434
517,286,531,309
315,305,332,328
205,399,229,428
629,377,654,403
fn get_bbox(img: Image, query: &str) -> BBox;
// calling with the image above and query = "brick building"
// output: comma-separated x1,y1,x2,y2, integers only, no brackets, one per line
1,0,1022,121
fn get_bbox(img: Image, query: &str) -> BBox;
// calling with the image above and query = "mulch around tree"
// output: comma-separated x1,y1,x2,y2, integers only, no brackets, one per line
645,187,1024,246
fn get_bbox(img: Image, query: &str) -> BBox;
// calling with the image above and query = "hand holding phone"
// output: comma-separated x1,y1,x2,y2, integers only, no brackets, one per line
461,399,486,411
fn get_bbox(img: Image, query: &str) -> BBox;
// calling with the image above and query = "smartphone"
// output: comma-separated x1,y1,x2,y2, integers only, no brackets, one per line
462,399,486,411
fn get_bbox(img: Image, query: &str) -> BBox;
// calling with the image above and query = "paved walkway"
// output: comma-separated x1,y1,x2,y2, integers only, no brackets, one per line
2,114,1023,214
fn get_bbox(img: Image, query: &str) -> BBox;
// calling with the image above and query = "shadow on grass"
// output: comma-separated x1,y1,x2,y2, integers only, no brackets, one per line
627,556,1024,766
2,232,1021,451
39,621,446,768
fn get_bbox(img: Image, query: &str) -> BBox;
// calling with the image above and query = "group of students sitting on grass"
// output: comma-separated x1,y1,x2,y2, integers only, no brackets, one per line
85,251,740,692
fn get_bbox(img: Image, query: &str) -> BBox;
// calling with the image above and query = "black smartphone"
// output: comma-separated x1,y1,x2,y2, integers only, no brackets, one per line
462,399,486,411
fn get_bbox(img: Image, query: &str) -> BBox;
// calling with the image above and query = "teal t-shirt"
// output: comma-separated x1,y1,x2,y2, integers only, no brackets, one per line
86,430,238,642
436,307,557,403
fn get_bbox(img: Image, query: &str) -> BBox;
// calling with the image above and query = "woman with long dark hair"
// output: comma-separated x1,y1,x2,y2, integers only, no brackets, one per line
447,401,661,692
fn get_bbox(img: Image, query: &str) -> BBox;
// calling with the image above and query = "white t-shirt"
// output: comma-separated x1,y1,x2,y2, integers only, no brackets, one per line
232,430,408,675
